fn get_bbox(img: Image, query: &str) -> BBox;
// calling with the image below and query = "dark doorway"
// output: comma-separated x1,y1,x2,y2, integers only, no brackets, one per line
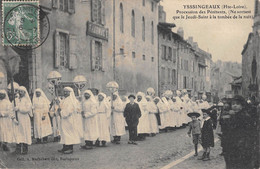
13,50,31,92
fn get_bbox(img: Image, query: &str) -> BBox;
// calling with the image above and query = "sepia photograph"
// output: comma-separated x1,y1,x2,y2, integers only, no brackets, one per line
0,0,259,168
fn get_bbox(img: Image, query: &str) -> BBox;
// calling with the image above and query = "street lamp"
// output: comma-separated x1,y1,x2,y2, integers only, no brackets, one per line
106,81,119,113
73,75,87,92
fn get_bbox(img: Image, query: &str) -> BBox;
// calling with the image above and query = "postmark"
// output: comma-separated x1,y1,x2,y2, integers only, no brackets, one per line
2,0,50,50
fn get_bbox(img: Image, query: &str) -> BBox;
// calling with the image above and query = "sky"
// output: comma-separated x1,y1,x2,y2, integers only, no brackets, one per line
160,0,255,63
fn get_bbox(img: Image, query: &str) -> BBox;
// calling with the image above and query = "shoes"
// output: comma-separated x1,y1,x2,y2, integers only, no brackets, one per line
194,153,198,157
198,152,206,160
63,149,73,154
203,153,210,161
128,141,133,144
132,141,138,145
2,144,10,152
115,141,120,144
81,145,93,150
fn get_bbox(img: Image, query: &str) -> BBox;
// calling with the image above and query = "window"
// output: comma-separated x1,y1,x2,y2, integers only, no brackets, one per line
120,3,124,33
151,57,154,62
161,67,165,85
142,16,145,41
161,45,167,60
143,0,145,6
173,48,177,63
54,29,78,70
58,0,75,13
143,55,145,60
183,76,187,89
181,59,183,69
168,47,172,61
151,1,154,12
151,21,154,44
191,78,194,88
172,69,176,85
131,10,135,37
59,32,68,68
163,33,165,39
132,51,136,59
184,60,189,71
168,34,171,41
120,48,124,56
94,41,102,70
168,68,171,84
91,0,105,25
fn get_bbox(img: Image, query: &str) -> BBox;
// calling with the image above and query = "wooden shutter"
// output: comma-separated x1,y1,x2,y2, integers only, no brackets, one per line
69,35,77,69
52,0,59,8
54,31,60,68
91,0,98,22
68,0,75,14
101,0,106,25
101,42,105,72
90,40,96,71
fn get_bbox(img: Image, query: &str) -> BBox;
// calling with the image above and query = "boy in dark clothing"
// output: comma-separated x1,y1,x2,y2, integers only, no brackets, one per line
187,112,201,157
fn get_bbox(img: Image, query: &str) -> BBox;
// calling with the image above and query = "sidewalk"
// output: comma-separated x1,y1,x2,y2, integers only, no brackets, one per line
164,140,226,169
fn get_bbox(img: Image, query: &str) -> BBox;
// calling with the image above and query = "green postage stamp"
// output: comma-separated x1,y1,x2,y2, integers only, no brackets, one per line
2,0,39,46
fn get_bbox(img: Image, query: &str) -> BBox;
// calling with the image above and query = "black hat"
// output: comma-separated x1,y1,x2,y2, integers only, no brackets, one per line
232,95,247,106
128,94,136,99
187,112,200,118
201,109,210,115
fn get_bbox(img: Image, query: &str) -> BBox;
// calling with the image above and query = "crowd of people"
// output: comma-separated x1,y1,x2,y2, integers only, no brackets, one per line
0,82,258,168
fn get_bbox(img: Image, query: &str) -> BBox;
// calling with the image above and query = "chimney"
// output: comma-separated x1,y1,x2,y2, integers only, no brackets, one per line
177,27,184,38
187,36,193,45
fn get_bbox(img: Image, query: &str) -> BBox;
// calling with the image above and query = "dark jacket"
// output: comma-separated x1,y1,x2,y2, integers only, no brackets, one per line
123,102,141,127
201,118,214,148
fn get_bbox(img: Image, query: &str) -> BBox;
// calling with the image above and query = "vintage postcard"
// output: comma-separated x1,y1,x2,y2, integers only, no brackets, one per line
0,0,258,169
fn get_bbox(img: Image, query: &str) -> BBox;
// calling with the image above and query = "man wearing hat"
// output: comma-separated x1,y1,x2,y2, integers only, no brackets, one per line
187,112,201,157
123,94,141,145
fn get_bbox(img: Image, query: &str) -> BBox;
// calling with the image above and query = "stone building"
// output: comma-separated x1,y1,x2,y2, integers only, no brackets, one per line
242,0,260,99
157,6,177,96
0,0,160,96
112,0,160,95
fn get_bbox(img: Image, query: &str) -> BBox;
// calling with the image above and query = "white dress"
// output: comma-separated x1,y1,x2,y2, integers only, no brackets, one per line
82,100,99,141
96,101,111,142
49,101,61,137
137,100,150,134
33,97,52,139
147,101,159,133
15,97,33,145
0,99,15,143
59,98,81,145
111,99,126,136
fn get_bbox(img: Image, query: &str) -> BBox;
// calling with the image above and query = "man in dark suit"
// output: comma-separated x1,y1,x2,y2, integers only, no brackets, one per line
123,94,141,145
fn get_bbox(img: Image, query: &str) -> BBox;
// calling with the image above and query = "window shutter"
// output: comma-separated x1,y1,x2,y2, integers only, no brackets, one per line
52,0,59,8
91,0,98,22
101,43,105,72
101,0,106,25
68,0,75,14
54,31,60,68
69,35,77,69
90,40,96,71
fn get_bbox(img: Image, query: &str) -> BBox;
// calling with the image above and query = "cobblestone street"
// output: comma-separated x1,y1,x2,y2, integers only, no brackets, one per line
0,128,225,169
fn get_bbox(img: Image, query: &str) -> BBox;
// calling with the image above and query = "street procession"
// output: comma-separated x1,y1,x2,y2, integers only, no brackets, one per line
0,0,260,168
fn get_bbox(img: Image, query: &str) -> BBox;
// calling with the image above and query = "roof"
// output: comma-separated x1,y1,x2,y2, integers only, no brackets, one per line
241,33,254,55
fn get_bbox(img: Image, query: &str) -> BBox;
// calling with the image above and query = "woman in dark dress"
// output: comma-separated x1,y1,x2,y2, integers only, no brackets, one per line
198,109,214,161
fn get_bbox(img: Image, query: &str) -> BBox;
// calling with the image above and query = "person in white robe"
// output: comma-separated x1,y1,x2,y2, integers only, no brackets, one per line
121,96,129,128
172,97,182,128
110,92,126,144
146,96,159,136
165,90,177,129
57,87,81,154
32,88,52,143
81,90,99,149
0,90,16,151
14,86,33,155
176,90,185,126
161,96,172,130
136,92,150,140
96,92,111,147
49,97,61,142
154,97,168,131
198,94,210,120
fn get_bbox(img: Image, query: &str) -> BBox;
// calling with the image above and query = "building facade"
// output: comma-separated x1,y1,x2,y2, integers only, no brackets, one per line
242,0,260,99
112,0,160,95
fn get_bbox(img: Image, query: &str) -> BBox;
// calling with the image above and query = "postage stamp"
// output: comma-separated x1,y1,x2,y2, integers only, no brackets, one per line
2,0,40,46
